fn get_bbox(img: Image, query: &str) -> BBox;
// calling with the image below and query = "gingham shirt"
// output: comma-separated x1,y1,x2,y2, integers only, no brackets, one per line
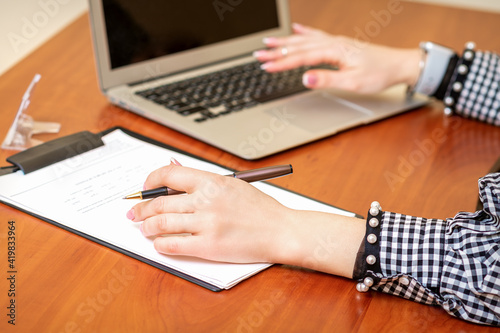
356,173,500,326
454,50,500,126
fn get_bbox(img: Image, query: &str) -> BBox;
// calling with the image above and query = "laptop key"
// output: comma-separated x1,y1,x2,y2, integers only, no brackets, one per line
253,86,308,104
177,105,207,116
200,110,217,118
170,102,190,111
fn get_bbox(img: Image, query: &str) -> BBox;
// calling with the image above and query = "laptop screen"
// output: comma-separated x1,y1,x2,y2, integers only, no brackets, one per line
103,0,280,70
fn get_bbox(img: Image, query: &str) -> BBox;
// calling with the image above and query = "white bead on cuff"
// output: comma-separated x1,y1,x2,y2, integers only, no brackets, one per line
357,201,382,293
443,42,476,117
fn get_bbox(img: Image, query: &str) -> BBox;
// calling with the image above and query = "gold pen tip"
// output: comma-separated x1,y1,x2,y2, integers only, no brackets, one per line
123,192,142,200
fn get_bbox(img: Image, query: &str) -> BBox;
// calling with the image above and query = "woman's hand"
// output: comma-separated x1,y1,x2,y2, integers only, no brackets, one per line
126,164,366,278
126,164,296,264
254,23,421,94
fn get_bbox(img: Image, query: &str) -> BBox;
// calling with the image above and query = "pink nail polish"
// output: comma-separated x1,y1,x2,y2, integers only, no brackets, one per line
292,23,305,32
170,157,182,166
126,209,135,221
303,73,317,87
253,50,266,58
260,62,272,70
263,37,277,46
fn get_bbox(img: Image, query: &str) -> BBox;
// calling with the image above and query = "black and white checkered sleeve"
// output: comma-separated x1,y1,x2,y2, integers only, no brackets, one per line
354,173,500,326
441,44,500,126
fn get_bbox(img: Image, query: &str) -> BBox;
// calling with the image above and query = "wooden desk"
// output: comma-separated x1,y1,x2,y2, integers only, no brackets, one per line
1,0,499,331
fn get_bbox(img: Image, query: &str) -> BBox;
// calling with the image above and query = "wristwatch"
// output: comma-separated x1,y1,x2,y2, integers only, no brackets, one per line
409,41,456,96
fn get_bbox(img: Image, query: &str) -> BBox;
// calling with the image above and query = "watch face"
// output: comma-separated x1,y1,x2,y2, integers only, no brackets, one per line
414,41,456,96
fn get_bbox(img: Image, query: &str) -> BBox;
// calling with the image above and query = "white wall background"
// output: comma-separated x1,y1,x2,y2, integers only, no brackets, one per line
0,0,88,76
0,0,499,77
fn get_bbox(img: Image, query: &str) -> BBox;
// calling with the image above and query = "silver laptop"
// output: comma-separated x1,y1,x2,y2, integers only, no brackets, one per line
88,0,427,159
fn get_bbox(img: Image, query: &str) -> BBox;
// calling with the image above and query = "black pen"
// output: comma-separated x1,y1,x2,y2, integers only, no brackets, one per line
123,164,293,200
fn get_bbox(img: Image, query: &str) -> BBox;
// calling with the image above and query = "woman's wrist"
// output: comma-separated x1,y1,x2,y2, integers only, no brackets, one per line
393,48,423,88
264,207,306,265
270,209,366,278
407,42,458,97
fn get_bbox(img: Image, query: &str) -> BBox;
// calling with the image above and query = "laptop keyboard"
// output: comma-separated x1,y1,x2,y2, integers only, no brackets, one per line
135,61,334,123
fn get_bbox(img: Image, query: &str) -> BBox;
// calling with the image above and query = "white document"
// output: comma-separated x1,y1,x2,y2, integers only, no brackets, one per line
0,129,355,290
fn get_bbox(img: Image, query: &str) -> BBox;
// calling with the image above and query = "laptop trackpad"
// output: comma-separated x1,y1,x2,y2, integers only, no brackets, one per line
266,92,373,133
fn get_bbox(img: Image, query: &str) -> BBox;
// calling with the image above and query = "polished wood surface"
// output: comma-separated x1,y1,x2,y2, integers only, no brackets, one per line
1,1,500,332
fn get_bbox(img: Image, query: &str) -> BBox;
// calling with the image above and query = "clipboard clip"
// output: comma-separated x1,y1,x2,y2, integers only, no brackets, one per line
1,74,61,151
5,131,104,175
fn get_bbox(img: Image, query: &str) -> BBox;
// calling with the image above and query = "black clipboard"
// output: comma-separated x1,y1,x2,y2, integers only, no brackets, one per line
0,127,361,292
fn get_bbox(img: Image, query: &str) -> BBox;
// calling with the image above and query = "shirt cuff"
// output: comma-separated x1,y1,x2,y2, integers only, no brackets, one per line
353,201,383,291
353,201,447,295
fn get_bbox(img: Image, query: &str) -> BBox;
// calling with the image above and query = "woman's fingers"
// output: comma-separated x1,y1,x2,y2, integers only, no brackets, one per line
141,213,198,237
141,164,199,192
256,36,334,62
153,234,203,257
128,195,194,222
128,166,226,222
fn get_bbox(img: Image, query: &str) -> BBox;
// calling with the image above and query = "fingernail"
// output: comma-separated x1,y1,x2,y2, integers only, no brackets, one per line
292,23,304,31
126,209,135,221
170,157,182,166
139,223,144,235
260,62,272,70
253,50,266,58
263,37,277,45
303,73,317,87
